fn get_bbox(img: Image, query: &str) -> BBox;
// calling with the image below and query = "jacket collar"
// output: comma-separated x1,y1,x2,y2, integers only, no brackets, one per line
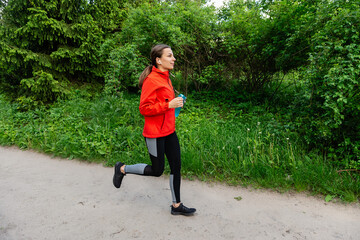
152,66,169,79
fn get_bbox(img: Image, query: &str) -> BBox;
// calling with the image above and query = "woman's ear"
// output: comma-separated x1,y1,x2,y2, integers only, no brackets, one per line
156,57,162,65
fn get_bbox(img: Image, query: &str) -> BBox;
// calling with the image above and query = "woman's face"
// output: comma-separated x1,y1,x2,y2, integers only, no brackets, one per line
156,48,176,71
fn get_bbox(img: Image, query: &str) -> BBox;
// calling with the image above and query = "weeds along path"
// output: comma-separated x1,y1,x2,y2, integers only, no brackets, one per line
0,146,359,240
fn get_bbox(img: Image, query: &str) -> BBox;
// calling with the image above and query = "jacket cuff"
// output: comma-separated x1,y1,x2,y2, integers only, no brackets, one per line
162,101,170,112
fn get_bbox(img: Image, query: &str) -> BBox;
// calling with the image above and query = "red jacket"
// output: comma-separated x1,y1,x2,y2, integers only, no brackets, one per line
139,66,176,138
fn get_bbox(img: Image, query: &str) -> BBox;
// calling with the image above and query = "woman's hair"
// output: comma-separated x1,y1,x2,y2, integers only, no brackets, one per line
139,44,171,88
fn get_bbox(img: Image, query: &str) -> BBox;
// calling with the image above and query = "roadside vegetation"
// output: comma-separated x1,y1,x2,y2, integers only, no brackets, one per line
1,84,359,202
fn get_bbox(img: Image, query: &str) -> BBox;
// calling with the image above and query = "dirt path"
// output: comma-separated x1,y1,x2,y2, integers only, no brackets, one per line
0,146,359,240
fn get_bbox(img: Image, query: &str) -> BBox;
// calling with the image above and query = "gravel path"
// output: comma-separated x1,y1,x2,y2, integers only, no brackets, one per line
1,146,359,240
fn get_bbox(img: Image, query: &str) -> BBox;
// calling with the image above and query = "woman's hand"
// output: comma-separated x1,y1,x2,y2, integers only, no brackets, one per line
169,97,184,108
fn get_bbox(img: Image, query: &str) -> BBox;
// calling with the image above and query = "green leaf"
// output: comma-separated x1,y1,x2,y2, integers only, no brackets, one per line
234,196,242,201
325,195,335,202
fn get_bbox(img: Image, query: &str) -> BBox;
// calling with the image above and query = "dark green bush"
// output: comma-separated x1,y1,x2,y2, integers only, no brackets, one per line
103,43,147,95
301,1,360,167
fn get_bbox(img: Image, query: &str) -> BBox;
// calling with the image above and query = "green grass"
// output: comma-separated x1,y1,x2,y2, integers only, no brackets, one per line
0,90,359,203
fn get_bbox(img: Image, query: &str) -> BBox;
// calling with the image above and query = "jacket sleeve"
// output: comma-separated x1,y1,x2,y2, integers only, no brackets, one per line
139,80,170,117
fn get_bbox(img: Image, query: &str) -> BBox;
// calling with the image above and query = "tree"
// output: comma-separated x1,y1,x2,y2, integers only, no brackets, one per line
0,0,128,108
218,0,318,91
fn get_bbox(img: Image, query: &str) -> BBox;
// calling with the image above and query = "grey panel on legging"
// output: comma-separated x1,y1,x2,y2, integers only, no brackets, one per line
124,164,147,175
169,174,176,203
146,137,157,157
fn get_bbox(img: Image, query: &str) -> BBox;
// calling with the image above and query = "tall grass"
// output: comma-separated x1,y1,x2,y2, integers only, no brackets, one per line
178,99,359,202
0,92,146,163
0,91,359,202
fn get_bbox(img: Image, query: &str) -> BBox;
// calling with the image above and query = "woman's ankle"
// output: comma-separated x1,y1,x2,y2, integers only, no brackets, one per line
172,202,181,208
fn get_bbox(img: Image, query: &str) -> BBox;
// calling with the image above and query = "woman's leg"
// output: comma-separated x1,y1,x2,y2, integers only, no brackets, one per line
123,137,166,177
114,132,196,215
113,137,165,188
164,132,181,204
120,132,181,204
165,132,196,216
121,133,181,203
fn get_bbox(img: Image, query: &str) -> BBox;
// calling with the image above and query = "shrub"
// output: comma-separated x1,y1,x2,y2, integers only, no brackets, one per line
301,1,360,166
103,43,147,95
17,70,69,109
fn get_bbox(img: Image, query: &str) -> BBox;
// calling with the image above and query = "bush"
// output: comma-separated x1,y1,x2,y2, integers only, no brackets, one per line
302,1,360,166
218,0,314,91
17,71,69,109
103,43,147,95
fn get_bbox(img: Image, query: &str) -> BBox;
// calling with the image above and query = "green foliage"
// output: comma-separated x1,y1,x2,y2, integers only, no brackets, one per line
192,62,229,90
300,0,360,165
17,70,69,109
220,0,273,90
219,0,316,91
118,0,220,92
103,43,147,95
0,91,145,162
0,0,130,108
0,91,359,202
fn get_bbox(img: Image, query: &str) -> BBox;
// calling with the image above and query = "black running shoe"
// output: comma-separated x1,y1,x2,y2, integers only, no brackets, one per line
113,162,125,188
171,203,196,216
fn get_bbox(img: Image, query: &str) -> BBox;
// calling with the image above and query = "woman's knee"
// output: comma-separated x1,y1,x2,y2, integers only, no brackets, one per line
149,164,164,177
152,169,164,177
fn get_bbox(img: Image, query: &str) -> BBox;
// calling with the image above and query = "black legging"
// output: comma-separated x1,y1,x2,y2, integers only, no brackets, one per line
124,132,181,203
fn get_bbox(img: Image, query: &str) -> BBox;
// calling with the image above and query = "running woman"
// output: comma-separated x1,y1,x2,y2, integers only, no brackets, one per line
113,44,196,216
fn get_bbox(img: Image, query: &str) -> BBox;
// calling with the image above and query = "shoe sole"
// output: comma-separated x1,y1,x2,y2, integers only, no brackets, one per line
171,211,195,216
